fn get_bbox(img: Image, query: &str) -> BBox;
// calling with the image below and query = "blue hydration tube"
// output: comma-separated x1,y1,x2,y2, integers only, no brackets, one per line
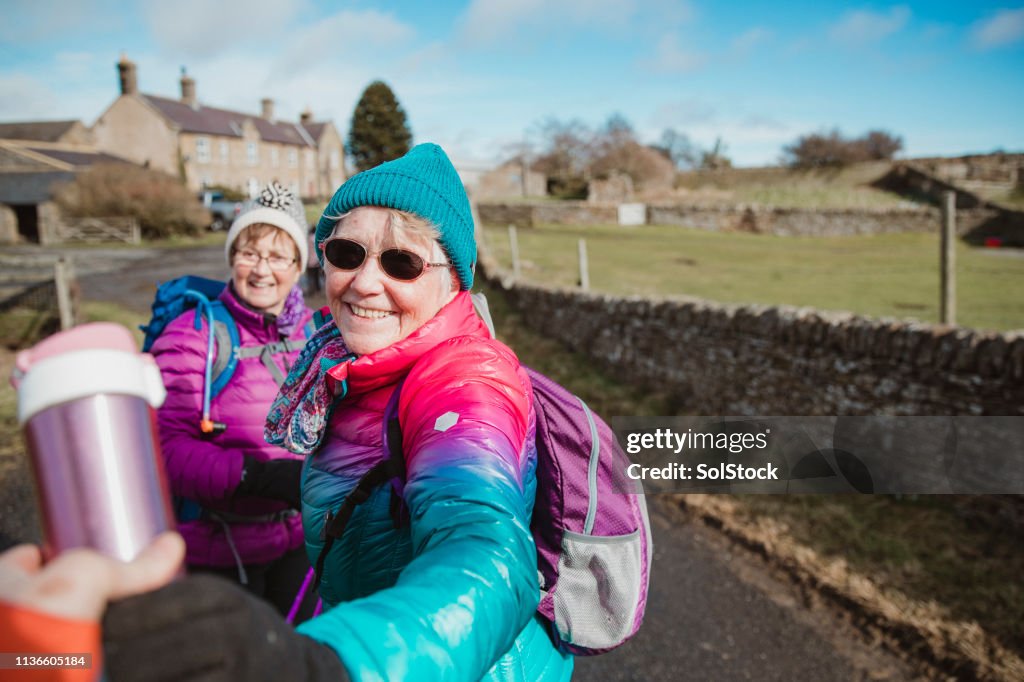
185,289,217,429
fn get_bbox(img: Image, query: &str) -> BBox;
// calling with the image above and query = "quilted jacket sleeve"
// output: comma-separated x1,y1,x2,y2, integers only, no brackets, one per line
297,337,537,681
150,314,244,502
0,601,100,682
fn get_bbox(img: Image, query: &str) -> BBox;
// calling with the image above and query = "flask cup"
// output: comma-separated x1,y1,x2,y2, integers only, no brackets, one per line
11,322,174,562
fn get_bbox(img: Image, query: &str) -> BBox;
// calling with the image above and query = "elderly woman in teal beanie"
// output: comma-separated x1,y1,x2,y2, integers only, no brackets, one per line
69,143,574,682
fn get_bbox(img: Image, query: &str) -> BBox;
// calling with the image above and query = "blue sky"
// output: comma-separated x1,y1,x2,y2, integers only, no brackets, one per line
1,1,1022,167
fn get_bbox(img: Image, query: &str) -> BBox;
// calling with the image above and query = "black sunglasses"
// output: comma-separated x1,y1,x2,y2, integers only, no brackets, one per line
321,238,451,282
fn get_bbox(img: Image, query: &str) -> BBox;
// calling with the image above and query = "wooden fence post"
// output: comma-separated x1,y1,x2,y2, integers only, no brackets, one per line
578,238,589,291
54,257,75,330
508,225,521,280
940,190,956,325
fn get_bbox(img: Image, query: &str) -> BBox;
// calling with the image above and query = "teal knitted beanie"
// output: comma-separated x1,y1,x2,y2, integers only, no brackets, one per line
315,143,476,290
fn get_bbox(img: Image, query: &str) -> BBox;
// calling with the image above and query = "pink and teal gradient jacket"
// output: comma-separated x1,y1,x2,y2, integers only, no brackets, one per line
151,285,313,568
297,292,574,681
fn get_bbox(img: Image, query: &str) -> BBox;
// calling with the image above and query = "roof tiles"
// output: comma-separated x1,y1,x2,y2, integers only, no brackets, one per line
142,94,314,147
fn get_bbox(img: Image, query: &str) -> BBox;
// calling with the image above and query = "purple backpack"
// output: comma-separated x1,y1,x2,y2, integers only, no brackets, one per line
524,368,653,655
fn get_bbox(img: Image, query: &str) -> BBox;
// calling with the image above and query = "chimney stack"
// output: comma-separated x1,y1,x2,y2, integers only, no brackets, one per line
180,67,196,108
261,98,274,121
117,54,137,95
300,108,313,126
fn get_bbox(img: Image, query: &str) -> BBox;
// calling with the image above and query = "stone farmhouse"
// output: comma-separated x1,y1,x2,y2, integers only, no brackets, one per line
93,56,345,200
0,122,134,244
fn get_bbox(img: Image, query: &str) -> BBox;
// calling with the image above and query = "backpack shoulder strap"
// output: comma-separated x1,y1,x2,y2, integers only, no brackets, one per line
234,337,307,387
312,379,408,589
313,453,403,589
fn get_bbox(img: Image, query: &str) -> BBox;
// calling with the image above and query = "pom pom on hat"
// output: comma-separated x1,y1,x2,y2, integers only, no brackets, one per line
225,182,308,266
315,143,476,290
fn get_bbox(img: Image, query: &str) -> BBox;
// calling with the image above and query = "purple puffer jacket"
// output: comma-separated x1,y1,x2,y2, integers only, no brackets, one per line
150,284,313,568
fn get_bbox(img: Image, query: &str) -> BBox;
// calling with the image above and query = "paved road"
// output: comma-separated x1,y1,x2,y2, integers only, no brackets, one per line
1,243,918,681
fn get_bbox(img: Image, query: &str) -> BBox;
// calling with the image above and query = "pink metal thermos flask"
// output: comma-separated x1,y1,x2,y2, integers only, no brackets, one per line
11,322,175,561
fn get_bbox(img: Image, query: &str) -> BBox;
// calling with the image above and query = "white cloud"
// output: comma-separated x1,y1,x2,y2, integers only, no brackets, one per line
641,34,707,73
456,0,643,47
970,7,1024,49
0,0,122,44
140,0,307,59
271,9,416,78
828,5,911,45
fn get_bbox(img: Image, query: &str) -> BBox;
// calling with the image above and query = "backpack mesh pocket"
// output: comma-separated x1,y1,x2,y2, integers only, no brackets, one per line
552,528,642,651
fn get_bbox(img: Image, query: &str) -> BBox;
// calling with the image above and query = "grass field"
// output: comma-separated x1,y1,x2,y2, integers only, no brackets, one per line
481,223,1024,332
673,161,912,209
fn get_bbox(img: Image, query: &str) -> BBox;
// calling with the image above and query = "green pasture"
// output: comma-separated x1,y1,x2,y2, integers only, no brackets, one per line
481,223,1024,332
673,161,909,209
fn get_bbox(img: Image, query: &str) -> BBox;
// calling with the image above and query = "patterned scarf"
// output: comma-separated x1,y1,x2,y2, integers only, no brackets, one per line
275,285,307,337
264,320,355,455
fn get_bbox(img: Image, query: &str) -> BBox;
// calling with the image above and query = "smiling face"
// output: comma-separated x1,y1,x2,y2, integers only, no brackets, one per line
323,206,458,356
230,226,302,315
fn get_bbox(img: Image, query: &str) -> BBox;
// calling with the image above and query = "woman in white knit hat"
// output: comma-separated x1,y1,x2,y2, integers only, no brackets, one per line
148,181,317,621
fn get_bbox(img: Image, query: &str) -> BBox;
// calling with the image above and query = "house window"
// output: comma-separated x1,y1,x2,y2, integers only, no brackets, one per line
219,141,229,163
247,142,258,166
270,147,279,168
196,137,210,164
288,149,298,168
330,150,340,170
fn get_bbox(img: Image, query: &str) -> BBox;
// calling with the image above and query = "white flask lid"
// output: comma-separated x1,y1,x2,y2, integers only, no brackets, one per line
12,323,166,424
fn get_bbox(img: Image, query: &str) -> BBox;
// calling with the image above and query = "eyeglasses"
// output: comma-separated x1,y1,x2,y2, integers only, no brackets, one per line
233,249,297,271
320,238,451,282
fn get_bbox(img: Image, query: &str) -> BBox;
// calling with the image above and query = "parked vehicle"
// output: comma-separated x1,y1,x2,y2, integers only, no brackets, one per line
200,191,243,231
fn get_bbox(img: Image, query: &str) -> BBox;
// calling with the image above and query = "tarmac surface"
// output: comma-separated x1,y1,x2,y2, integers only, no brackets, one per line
0,242,921,681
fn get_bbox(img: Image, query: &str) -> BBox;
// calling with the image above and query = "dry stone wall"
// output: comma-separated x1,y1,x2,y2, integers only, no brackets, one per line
648,204,939,237
485,272,1024,416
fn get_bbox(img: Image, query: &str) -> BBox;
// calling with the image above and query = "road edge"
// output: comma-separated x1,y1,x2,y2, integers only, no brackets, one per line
673,494,1024,682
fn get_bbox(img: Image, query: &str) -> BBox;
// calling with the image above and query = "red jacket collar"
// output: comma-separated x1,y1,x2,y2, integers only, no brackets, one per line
326,291,487,397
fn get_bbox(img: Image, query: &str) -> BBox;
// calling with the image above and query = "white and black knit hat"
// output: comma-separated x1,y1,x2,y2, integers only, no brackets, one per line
225,182,308,266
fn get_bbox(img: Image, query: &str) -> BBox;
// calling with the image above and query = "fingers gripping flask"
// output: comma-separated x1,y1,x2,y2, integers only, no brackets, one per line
11,322,175,561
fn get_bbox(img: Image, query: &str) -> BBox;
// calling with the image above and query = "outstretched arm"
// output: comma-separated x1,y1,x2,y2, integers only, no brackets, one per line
298,338,537,681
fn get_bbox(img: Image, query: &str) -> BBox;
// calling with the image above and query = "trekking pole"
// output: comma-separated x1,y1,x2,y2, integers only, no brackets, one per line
286,566,321,625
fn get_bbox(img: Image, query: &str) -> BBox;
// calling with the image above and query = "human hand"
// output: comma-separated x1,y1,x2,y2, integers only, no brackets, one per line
0,532,184,623
104,574,348,681
236,456,303,508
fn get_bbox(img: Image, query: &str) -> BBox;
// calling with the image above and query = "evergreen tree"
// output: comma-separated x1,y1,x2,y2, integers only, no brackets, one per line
347,81,413,172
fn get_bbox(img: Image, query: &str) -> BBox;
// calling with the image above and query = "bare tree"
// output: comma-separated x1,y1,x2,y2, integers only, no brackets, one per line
783,128,903,168
655,128,699,169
